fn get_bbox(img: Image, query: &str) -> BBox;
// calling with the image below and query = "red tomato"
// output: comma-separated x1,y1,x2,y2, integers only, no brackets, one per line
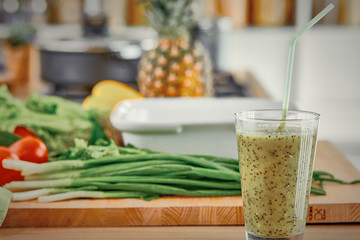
9,136,48,163
0,146,24,186
14,126,37,138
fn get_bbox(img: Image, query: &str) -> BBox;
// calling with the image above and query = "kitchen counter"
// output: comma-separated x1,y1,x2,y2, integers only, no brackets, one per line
1,142,359,240
1,224,359,240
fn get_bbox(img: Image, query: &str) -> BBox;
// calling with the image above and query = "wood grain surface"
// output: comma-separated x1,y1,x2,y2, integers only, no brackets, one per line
1,225,359,240
2,141,360,227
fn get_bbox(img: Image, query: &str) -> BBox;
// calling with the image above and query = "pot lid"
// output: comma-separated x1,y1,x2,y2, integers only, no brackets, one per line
40,37,145,59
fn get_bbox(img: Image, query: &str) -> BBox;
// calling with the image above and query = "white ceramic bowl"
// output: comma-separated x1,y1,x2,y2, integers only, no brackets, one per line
110,97,283,158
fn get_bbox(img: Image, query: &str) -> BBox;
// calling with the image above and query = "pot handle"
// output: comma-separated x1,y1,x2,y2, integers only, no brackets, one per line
108,44,143,60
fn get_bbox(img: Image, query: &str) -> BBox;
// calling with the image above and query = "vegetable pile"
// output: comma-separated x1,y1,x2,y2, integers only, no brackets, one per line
0,85,107,157
2,142,359,202
1,87,359,203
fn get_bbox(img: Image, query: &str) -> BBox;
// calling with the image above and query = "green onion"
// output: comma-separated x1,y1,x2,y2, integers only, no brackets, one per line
6,153,236,176
310,186,326,195
12,186,98,201
38,191,156,202
25,160,183,180
4,175,241,191
98,183,241,197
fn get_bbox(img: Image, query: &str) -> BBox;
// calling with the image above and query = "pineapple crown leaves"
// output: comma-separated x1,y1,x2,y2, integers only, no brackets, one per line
140,0,195,39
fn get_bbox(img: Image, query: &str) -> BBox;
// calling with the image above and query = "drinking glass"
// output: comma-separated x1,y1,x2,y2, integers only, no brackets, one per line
235,109,320,240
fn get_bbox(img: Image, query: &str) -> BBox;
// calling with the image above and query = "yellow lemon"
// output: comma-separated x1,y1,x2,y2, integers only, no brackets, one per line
83,80,144,111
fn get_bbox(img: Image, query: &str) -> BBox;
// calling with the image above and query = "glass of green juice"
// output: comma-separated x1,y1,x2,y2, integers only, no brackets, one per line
235,109,320,240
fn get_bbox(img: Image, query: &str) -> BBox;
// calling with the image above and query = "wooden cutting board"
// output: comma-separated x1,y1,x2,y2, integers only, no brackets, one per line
3,141,360,227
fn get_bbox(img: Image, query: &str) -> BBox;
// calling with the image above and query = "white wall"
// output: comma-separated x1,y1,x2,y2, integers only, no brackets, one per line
295,27,360,139
295,27,360,170
218,27,292,101
296,27,360,103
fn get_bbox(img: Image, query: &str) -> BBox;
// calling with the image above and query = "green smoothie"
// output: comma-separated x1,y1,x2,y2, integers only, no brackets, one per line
237,128,317,238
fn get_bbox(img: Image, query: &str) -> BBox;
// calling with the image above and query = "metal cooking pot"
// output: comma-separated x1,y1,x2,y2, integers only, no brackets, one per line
39,37,144,91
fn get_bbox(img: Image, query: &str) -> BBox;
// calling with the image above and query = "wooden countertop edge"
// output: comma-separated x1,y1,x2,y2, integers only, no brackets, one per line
1,224,359,240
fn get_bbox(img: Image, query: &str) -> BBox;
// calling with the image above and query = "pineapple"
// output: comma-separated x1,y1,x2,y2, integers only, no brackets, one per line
137,0,213,97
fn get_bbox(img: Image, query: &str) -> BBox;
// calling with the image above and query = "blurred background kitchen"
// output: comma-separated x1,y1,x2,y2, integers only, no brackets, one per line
0,0,359,168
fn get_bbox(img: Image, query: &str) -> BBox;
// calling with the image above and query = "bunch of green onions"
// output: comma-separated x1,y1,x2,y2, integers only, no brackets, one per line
3,153,242,202
3,152,358,202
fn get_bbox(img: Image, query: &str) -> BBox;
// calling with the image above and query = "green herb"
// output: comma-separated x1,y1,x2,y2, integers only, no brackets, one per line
53,139,120,161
